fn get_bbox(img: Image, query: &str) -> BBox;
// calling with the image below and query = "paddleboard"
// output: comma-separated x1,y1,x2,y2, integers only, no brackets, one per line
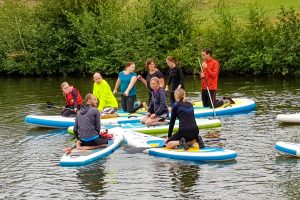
60,127,124,166
276,113,300,124
193,98,256,117
275,142,300,157
124,130,237,162
24,114,143,128
67,118,222,135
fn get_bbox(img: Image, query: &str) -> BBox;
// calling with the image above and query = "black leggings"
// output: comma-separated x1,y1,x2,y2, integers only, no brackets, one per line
201,89,224,108
121,95,142,113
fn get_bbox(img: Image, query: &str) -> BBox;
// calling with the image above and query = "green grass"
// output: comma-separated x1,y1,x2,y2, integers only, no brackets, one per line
192,0,300,29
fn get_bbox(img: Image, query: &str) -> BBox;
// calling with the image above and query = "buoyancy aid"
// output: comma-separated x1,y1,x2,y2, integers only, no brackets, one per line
64,86,83,106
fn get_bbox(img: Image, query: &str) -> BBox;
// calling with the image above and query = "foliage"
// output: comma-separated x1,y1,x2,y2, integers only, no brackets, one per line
0,0,299,76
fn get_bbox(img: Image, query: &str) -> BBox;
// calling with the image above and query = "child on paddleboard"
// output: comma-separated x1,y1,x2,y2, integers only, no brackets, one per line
61,82,83,117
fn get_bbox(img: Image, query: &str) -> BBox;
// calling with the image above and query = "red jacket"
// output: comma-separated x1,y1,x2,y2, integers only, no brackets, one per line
201,58,220,90
64,86,83,107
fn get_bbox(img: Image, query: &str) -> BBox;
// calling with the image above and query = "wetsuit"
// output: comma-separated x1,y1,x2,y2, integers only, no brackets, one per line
73,105,107,146
167,101,204,147
148,88,169,120
167,66,184,106
145,70,164,104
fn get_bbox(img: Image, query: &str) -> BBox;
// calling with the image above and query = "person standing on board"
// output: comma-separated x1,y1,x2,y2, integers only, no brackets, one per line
137,58,164,105
93,72,118,117
61,82,83,117
140,77,169,126
113,62,146,113
73,94,108,151
165,56,184,106
166,88,205,150
200,48,234,108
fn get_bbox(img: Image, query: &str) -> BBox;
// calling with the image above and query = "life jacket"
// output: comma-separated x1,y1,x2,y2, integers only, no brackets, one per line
64,86,83,107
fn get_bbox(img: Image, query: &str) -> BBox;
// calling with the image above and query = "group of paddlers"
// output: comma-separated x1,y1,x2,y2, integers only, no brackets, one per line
62,48,235,153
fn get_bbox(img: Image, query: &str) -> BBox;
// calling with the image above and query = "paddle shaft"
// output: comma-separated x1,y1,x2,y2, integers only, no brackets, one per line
198,57,217,117
47,102,73,111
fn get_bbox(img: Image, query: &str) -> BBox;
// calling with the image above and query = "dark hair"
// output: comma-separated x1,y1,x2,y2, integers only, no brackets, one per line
126,62,135,68
166,56,177,63
201,48,212,56
145,58,156,68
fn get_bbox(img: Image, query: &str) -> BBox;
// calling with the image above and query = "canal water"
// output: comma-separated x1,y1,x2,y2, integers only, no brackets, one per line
0,75,299,199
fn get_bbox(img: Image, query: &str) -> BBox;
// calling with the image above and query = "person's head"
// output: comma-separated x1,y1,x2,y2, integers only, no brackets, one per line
174,88,187,102
125,62,135,73
149,77,160,90
201,48,212,61
166,56,176,68
145,58,157,71
85,93,98,107
61,82,71,93
93,72,102,84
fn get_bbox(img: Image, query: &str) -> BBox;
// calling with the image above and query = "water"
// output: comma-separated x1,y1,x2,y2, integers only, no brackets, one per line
0,75,299,200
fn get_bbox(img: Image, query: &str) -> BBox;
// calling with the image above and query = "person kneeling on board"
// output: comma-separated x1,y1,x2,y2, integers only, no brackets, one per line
61,82,83,117
73,93,108,151
140,77,169,127
166,88,205,150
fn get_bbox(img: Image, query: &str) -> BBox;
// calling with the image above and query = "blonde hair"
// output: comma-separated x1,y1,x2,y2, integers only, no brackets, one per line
150,77,160,84
61,82,69,89
174,88,187,102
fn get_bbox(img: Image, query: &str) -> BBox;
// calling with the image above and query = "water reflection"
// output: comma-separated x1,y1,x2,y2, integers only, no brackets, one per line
75,163,107,197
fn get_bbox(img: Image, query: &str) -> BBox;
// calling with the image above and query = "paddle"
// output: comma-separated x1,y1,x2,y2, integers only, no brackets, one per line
198,57,217,118
47,102,73,111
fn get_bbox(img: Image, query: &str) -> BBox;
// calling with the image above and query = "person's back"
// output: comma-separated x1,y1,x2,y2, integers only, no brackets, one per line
73,94,108,149
171,101,198,132
75,104,100,140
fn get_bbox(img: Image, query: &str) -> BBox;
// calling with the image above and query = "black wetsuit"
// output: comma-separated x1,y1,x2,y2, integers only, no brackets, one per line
167,66,184,106
167,101,199,142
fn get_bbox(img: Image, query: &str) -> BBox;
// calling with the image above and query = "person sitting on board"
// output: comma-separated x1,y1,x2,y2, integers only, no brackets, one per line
166,88,205,150
61,82,83,117
140,77,169,127
137,58,164,105
92,72,119,118
113,62,147,113
73,93,108,151
200,48,234,108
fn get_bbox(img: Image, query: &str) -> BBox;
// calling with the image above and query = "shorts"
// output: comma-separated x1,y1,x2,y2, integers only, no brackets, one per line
80,137,108,146
168,129,199,142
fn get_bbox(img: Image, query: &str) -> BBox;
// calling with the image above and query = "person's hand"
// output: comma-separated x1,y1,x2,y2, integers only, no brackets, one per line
177,85,181,90
137,75,142,80
146,112,151,117
150,113,156,119
200,72,205,79
165,85,169,91
124,90,129,96
74,108,78,113
202,62,207,70
113,89,117,94
61,106,65,110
